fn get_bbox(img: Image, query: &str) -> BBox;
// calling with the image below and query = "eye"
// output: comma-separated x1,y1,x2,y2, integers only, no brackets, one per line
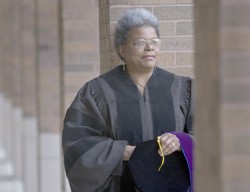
151,39,161,46
135,39,146,46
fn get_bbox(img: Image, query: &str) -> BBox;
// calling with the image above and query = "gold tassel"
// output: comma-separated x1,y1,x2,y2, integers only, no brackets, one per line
157,136,165,171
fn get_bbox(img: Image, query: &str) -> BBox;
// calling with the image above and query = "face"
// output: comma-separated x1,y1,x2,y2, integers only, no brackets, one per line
119,25,161,73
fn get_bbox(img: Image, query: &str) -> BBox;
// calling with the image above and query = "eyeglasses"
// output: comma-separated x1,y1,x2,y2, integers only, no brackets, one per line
130,38,161,49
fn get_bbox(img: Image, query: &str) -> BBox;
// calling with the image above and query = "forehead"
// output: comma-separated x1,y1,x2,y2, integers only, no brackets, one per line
127,25,158,40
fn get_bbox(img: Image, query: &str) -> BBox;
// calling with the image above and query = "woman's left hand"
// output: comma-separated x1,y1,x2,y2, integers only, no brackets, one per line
157,133,181,156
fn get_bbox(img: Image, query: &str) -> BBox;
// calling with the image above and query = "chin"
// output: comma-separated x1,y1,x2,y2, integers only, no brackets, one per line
144,62,156,69
140,65,156,73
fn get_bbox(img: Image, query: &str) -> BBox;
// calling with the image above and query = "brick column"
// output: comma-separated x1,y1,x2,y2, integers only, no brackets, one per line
61,0,100,191
0,0,12,158
20,0,38,191
10,1,22,107
0,2,4,93
194,0,250,191
36,0,63,192
99,0,194,76
62,0,100,110
0,1,12,99
0,0,4,149
20,0,38,117
0,2,24,189
9,0,24,182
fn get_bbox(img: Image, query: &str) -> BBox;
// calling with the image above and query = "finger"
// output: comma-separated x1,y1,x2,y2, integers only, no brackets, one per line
167,135,181,151
157,135,174,155
160,134,176,149
157,134,170,156
164,142,176,155
159,134,180,155
158,144,173,156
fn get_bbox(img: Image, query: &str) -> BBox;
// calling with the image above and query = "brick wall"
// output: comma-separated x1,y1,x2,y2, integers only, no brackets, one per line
0,1,10,96
99,0,194,77
10,1,22,106
0,0,37,116
37,0,62,133
62,0,100,110
20,0,37,117
1,0,23,106
0,3,2,93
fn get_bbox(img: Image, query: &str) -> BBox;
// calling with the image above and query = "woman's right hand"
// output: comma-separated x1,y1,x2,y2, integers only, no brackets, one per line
157,133,181,156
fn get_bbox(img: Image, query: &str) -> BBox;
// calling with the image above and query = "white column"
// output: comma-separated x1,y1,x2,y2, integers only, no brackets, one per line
0,93,24,192
23,117,38,192
0,93,4,148
40,133,61,192
13,107,23,180
2,97,12,161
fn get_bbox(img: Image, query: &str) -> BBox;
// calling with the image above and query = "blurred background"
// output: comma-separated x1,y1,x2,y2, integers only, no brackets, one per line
0,0,250,192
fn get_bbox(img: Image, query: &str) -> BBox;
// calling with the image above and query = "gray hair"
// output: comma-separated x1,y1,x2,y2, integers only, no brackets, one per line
114,8,160,60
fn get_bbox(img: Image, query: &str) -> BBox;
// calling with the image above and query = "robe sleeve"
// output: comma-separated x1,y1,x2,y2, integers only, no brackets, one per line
62,81,128,192
180,77,193,135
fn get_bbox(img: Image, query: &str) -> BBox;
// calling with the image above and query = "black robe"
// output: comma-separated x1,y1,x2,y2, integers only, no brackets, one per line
63,65,193,192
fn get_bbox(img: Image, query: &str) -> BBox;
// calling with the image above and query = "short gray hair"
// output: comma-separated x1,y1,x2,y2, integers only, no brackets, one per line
114,8,160,60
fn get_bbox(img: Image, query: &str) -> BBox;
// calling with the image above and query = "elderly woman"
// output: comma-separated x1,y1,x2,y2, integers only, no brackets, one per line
63,8,193,192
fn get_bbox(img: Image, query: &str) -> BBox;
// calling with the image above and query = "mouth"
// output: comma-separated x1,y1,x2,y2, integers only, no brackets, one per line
142,55,155,59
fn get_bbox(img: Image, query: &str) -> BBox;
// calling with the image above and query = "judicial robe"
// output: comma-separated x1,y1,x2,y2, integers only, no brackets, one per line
62,65,193,192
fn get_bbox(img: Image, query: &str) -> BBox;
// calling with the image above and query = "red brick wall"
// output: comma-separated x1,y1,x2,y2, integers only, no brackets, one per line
62,0,100,110
99,0,194,77
20,0,37,116
36,0,62,133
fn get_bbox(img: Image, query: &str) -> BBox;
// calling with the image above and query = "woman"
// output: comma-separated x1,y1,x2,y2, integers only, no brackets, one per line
63,8,193,192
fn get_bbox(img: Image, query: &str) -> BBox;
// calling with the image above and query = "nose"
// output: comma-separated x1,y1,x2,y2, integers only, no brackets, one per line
145,42,154,51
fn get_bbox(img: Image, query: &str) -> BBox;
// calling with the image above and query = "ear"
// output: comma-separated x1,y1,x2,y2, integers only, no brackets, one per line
118,45,126,59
